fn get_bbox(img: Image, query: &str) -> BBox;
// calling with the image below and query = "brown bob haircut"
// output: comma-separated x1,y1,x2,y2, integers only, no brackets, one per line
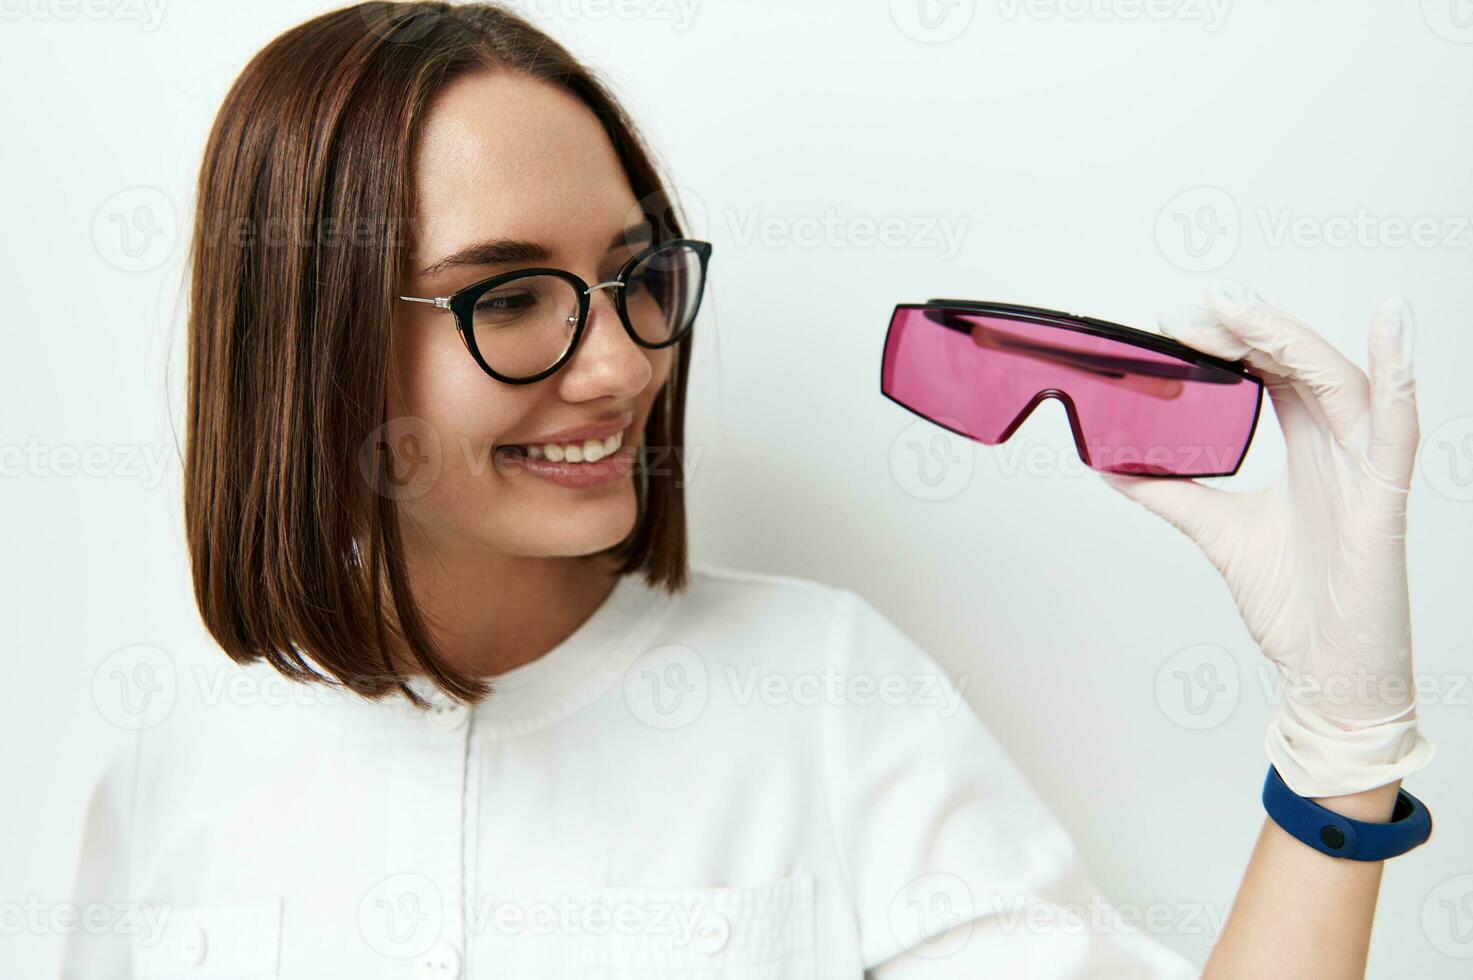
184,1,692,709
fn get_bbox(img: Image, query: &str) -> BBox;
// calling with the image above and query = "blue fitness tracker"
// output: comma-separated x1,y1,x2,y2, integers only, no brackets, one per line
1261,765,1432,861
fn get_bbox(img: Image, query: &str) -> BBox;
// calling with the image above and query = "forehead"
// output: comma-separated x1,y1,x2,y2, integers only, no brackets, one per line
409,70,639,262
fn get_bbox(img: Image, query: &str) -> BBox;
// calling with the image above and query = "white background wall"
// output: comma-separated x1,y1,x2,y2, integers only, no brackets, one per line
3,1,1471,975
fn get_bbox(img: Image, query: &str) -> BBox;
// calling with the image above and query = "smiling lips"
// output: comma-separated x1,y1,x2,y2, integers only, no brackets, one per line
500,403,633,448
493,425,639,489
498,409,634,459
511,429,625,463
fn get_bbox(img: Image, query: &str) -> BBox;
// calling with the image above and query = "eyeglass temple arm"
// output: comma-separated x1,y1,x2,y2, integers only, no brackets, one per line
399,295,451,308
921,308,1238,385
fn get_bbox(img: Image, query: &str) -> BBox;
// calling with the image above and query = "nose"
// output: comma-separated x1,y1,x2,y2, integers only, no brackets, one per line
559,280,652,396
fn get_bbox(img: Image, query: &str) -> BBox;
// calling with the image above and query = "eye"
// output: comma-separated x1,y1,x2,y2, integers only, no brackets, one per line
472,284,548,326
475,291,534,314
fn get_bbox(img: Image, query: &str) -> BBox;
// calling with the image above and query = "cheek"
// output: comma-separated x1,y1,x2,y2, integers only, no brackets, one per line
387,318,519,457
646,345,677,400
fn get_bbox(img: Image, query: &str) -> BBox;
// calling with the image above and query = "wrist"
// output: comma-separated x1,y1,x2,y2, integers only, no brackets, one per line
1264,699,1436,798
1312,779,1402,823
1262,766,1432,861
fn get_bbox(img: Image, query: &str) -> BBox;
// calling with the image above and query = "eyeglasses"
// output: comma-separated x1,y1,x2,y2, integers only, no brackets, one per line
399,238,712,384
881,298,1265,478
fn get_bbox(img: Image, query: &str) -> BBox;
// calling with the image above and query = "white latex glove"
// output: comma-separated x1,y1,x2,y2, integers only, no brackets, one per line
1101,280,1435,799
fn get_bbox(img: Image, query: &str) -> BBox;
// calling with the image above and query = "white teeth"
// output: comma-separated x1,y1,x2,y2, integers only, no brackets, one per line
520,429,623,464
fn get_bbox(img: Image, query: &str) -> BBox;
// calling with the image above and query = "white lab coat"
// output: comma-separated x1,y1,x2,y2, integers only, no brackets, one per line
61,562,1199,978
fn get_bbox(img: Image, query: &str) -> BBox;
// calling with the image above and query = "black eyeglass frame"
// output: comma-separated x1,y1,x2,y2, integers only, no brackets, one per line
399,238,713,385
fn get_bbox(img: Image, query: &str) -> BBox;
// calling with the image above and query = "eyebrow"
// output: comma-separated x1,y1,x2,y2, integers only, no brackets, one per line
419,222,655,277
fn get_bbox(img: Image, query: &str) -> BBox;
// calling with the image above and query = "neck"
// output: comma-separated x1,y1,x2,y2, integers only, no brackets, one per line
395,538,621,680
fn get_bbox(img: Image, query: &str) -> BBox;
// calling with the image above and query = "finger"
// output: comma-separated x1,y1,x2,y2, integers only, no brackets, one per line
1099,468,1244,564
1365,296,1419,492
1157,305,1252,361
1158,304,1328,452
1159,304,1303,393
1205,281,1372,449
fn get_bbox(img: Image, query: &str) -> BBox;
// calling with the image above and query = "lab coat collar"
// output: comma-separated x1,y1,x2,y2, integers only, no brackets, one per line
322,570,682,738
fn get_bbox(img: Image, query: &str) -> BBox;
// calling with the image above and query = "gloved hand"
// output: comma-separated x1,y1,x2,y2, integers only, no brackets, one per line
1101,279,1435,799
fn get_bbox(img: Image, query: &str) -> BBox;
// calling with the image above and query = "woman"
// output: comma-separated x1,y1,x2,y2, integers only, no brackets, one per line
63,2,1435,976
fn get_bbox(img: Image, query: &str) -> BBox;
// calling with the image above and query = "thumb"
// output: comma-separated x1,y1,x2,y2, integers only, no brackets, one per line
1099,471,1239,552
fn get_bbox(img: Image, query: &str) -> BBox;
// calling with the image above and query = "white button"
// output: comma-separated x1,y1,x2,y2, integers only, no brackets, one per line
426,702,468,732
690,911,730,954
181,922,207,965
415,939,462,979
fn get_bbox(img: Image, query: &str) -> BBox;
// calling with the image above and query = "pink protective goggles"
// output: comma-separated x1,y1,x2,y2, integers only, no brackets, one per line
881,299,1265,478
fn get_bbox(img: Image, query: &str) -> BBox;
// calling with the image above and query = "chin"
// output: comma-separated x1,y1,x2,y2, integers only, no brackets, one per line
496,496,639,558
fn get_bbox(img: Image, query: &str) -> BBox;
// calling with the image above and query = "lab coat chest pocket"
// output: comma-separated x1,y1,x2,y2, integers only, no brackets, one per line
131,897,283,980
581,873,815,980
